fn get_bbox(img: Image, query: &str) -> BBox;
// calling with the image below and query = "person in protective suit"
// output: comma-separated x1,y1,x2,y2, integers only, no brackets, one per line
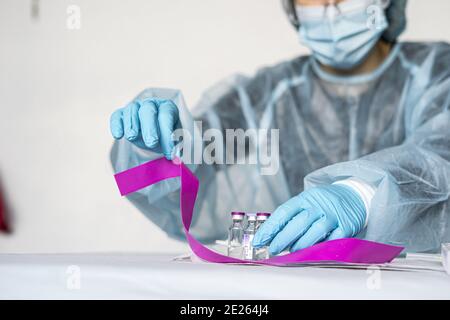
110,0,450,254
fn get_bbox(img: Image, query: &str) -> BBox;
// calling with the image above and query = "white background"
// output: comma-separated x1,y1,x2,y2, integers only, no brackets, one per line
1,0,450,253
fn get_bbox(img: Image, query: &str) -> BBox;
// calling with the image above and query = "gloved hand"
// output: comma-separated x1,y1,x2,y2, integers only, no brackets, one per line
252,184,367,256
110,98,181,160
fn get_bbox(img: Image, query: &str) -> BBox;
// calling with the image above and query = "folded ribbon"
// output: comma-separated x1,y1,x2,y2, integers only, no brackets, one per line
114,158,404,266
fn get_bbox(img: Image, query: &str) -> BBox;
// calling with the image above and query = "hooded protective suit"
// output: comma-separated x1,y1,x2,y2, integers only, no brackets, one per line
111,2,450,253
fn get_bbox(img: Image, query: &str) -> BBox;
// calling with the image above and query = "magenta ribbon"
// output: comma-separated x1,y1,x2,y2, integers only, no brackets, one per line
114,158,404,266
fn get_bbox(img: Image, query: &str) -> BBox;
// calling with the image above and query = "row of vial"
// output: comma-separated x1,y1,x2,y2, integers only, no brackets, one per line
227,212,271,261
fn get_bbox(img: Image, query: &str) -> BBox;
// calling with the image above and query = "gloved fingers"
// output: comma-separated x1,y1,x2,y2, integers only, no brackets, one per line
138,99,159,148
268,209,321,256
110,109,124,139
323,227,347,242
123,102,140,141
253,195,304,248
158,100,179,160
289,215,336,252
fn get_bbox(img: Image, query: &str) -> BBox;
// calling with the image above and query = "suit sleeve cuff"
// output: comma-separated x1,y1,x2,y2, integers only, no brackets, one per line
333,177,376,228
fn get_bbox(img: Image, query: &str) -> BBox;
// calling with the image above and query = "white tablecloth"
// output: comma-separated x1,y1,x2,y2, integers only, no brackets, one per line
1,253,450,299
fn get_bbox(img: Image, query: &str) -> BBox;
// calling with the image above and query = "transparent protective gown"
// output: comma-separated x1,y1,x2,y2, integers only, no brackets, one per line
111,42,450,253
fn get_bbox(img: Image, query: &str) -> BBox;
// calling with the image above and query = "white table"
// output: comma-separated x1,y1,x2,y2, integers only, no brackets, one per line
1,253,449,299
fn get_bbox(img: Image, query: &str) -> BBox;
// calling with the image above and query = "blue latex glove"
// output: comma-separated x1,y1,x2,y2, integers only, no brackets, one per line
252,184,367,256
110,98,180,159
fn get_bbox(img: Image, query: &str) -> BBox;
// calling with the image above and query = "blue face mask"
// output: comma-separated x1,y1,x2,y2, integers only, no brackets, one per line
296,0,390,70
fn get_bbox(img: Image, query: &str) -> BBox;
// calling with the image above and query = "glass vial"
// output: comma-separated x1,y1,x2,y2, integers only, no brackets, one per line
243,213,257,260
255,212,271,260
227,212,245,258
